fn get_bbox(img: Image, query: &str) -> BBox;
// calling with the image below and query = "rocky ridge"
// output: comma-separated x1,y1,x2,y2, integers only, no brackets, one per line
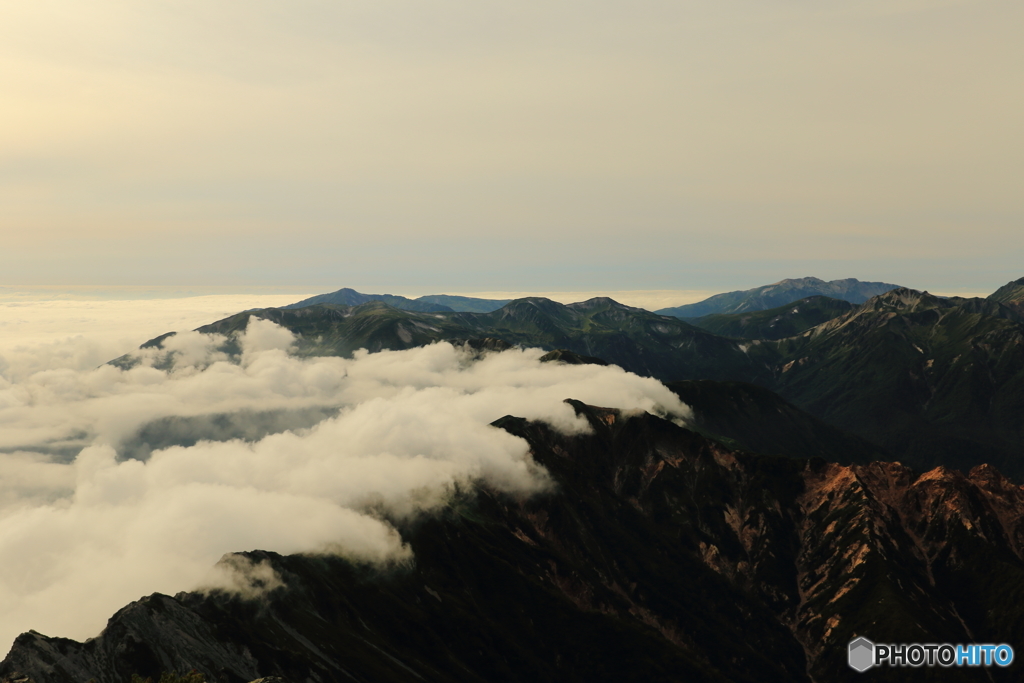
4,404,1024,683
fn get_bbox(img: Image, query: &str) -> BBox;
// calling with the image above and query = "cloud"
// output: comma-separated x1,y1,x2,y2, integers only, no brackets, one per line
0,316,690,656
0,293,314,382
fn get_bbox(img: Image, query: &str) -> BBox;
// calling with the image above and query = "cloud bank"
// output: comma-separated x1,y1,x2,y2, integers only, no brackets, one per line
0,317,689,655
0,292,313,382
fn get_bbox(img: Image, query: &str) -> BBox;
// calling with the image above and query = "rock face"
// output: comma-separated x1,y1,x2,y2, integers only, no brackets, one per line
4,403,1024,683
989,277,1024,315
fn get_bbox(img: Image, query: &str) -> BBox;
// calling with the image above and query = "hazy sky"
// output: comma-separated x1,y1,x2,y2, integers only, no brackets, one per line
2,0,1021,293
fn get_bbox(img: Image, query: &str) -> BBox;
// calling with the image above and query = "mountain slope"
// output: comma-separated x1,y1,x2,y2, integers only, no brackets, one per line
415,294,512,313
764,288,1024,477
118,285,1024,479
667,379,889,463
5,404,1024,683
283,289,512,314
282,288,453,312
128,297,769,384
656,277,900,318
990,277,1024,315
685,296,854,340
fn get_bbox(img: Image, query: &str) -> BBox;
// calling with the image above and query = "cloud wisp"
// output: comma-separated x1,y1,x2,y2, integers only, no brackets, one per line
0,318,689,655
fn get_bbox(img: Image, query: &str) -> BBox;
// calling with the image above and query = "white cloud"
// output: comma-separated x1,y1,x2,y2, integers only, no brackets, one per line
0,316,690,656
0,293,313,381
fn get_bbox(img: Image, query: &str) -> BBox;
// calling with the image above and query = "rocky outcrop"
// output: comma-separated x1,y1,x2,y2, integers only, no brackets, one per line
989,277,1024,316
4,405,1023,682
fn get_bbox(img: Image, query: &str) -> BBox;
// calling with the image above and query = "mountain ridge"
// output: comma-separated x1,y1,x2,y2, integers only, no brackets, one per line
684,296,855,340
115,283,1024,479
5,403,1024,682
656,277,902,318
284,288,512,314
989,277,1024,315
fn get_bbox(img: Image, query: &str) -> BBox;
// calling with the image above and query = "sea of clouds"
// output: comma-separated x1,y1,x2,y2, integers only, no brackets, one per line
0,306,689,655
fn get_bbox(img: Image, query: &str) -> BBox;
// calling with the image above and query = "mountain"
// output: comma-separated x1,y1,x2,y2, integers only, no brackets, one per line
764,288,1024,478
5,403,1023,683
283,289,511,314
667,379,889,463
119,285,1024,479
684,296,854,340
127,297,767,384
415,294,512,313
535,350,887,463
989,277,1024,315
656,277,901,318
283,288,453,312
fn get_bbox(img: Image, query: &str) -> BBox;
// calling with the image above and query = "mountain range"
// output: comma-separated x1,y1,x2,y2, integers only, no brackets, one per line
681,296,855,340
116,279,1024,479
8,275,1024,682
279,277,903,319
4,402,1023,682
655,277,902,318
285,289,512,314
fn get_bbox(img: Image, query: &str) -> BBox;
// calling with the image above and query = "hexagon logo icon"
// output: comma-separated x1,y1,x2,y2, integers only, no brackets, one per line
848,637,875,672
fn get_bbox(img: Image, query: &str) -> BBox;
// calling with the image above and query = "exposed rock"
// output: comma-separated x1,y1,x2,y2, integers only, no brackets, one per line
5,404,1023,682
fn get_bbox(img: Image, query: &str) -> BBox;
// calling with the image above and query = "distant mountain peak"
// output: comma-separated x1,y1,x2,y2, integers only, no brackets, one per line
771,276,826,286
989,276,1024,314
657,277,903,319
860,287,946,311
566,296,636,311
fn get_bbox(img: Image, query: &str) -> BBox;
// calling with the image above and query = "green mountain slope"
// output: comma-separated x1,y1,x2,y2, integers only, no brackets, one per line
657,277,900,318
121,283,1024,480
764,288,1024,477
182,297,769,383
685,296,853,340
989,276,1024,315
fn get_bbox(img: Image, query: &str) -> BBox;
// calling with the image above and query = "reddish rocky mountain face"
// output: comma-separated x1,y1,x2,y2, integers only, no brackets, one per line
4,403,1023,683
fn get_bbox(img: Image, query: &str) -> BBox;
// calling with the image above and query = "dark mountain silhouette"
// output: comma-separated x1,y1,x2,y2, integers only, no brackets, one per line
683,296,854,340
5,403,1023,683
153,297,766,384
764,288,1024,477
667,379,889,464
117,283,1024,479
19,278,1024,682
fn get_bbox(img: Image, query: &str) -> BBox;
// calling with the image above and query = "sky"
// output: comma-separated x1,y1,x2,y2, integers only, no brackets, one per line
1,0,1022,294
